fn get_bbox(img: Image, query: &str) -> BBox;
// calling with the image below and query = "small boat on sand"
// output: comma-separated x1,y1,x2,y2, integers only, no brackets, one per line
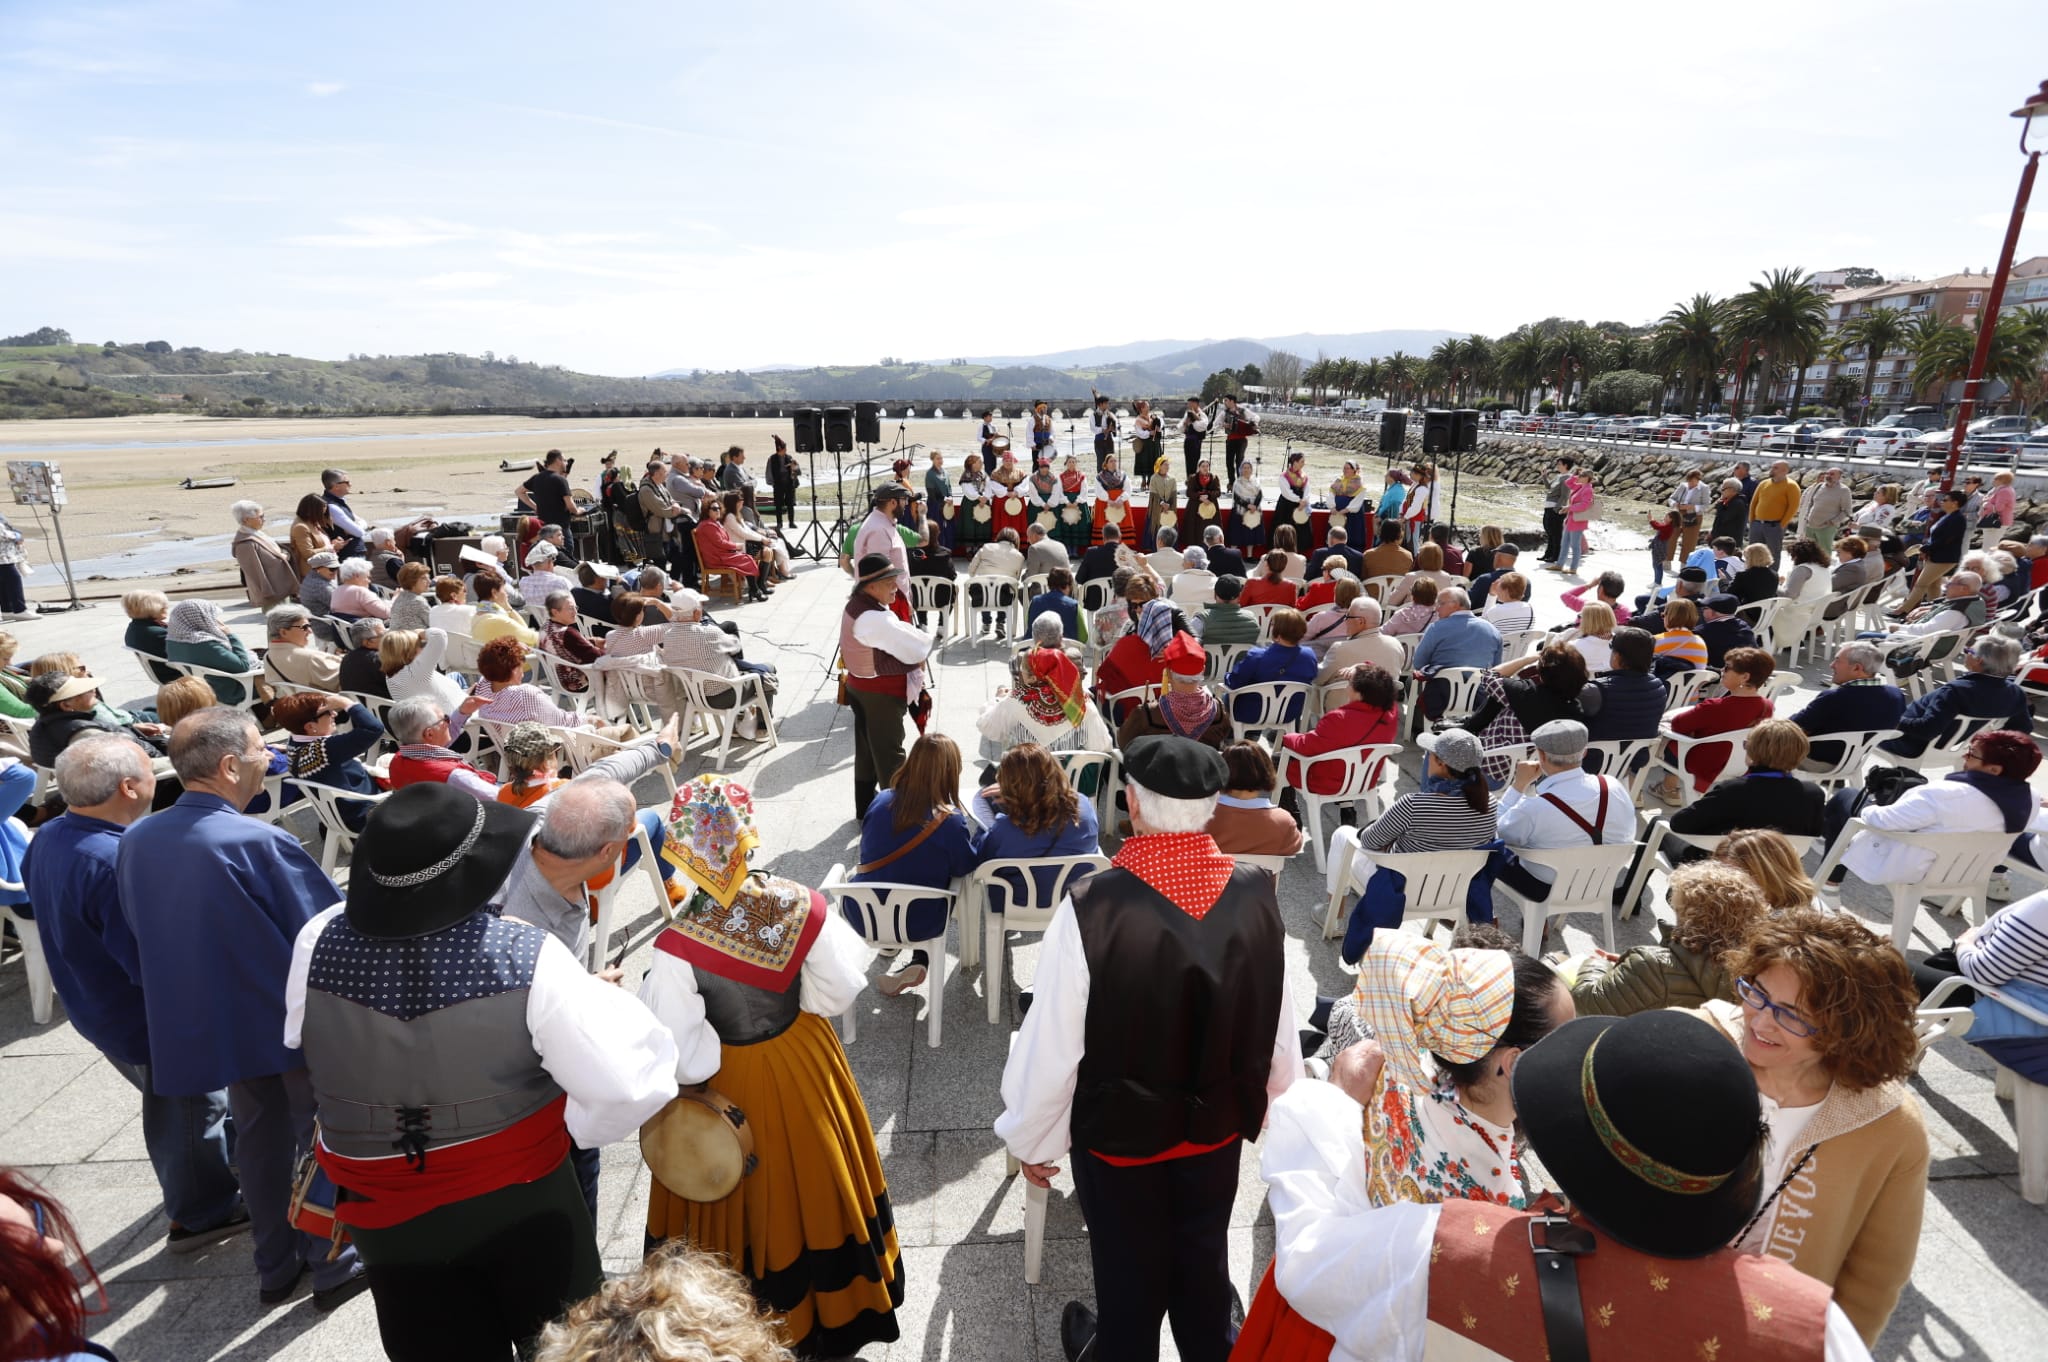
178,476,239,489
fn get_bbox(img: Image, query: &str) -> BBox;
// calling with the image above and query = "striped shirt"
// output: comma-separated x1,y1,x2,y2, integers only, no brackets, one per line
1359,789,1498,854
1959,890,2048,989
1655,628,1708,668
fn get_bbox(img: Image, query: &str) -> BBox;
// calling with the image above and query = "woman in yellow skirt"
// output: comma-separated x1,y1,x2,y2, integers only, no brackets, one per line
639,776,902,1358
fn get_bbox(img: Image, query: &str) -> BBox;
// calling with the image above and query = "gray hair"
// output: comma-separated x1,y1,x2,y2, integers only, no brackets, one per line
1949,570,1983,594
1834,641,1882,676
1720,478,1743,495
1440,587,1471,612
535,778,637,861
544,590,575,615
367,526,395,548
1030,612,1064,647
1125,778,1219,835
1182,547,1208,569
1328,527,1348,545
337,559,371,584
479,534,507,556
638,565,669,595
348,617,386,647
1202,525,1225,545
1026,522,1047,539
1972,633,2021,678
56,733,152,806
1156,526,1178,549
266,603,312,637
168,708,260,784
387,696,445,746
229,499,264,525
319,468,348,490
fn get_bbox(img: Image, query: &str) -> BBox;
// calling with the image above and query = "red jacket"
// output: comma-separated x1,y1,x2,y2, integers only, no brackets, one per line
1094,633,1160,719
1296,579,1338,611
692,519,759,577
1239,577,1301,608
1279,701,1399,795
1670,693,1773,790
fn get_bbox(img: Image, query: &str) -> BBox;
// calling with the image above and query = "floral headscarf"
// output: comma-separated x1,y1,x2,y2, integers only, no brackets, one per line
1019,647,1086,727
661,775,761,908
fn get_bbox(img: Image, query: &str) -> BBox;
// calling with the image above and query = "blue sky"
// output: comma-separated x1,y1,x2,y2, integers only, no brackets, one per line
6,0,2046,375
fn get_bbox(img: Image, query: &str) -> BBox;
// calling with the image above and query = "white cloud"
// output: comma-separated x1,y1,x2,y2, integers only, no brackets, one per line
287,216,479,249
305,81,345,97
416,272,505,291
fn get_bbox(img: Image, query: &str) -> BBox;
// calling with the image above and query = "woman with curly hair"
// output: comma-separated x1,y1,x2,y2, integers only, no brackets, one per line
970,742,1102,911
1569,861,1766,1016
466,636,633,739
536,1242,793,1362
1698,907,1928,1345
1713,826,1821,911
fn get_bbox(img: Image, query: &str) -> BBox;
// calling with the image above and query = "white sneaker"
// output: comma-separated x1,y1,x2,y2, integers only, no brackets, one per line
1989,869,2015,902
1,611,37,622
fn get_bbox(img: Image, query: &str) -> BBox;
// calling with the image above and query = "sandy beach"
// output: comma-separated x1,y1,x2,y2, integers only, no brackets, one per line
0,412,1657,600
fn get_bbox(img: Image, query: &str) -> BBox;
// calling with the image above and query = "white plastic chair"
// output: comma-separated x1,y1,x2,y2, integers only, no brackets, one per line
1360,573,1403,603
1812,819,2014,951
160,656,268,715
1079,577,1115,616
467,716,521,780
1887,713,2001,773
284,779,390,878
1281,743,1402,871
1617,823,1817,921
1495,842,1636,956
1579,737,1661,800
1001,1030,1052,1282
1735,597,1789,651
1918,976,2048,1203
1408,665,1490,729
669,668,777,769
1202,643,1254,685
1642,724,1748,807
558,728,680,801
1227,681,1313,748
1798,728,1903,791
1321,826,1488,943
1,886,52,1024
125,645,183,687
1885,630,1974,700
1660,668,1718,713
969,854,1110,1024
821,865,957,1047
583,819,668,971
442,630,484,676
1498,629,1548,662
531,650,593,715
909,576,961,641
1049,749,1115,818
963,575,1023,643
1101,683,1161,726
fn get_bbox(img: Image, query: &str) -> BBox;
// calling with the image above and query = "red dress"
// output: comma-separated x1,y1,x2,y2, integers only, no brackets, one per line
693,519,760,578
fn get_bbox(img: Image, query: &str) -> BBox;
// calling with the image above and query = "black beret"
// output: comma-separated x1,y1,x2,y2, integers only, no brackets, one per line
1703,593,1741,613
1678,566,1709,584
1123,735,1228,800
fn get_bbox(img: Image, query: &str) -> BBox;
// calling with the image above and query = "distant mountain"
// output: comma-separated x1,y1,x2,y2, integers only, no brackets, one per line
1257,329,1466,360
967,338,1230,368
966,331,1468,371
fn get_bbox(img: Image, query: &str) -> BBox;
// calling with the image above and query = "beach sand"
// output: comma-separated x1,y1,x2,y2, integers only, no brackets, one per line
0,412,1659,599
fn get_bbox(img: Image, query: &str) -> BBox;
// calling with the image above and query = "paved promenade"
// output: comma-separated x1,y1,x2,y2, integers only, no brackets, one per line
1,524,2043,1361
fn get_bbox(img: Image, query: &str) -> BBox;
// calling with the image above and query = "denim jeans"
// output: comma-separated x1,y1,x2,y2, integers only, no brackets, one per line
1559,529,1586,572
226,1069,360,1293
623,809,675,881
110,1060,242,1232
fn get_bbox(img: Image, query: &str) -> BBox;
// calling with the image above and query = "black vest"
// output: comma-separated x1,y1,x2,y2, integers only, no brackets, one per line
1070,865,1284,1158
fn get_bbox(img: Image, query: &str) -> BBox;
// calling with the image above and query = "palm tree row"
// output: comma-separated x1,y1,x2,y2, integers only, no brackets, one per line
1282,268,2048,418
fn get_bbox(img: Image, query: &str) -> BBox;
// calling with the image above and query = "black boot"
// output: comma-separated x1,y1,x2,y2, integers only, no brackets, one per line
1059,1301,1096,1362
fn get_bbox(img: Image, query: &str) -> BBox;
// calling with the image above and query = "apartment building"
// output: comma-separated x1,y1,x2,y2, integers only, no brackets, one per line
1771,271,2001,411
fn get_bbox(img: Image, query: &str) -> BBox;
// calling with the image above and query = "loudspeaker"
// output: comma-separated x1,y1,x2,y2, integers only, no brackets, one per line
793,408,824,455
1453,409,1480,453
1421,409,1453,455
824,406,855,454
1378,411,1407,453
854,400,882,445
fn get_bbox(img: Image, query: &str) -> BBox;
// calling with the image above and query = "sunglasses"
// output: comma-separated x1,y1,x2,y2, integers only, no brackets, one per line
1736,976,1816,1038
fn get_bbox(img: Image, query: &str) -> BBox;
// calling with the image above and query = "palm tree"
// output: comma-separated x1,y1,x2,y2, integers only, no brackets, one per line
1462,334,1495,403
1839,307,1909,417
1907,317,1972,405
1358,358,1385,403
1731,267,1829,414
1656,294,1726,415
1546,324,1600,409
1496,327,1545,410
1430,338,1467,405
1382,352,1417,407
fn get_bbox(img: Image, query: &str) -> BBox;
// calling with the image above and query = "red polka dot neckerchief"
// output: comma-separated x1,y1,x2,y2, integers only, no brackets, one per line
1111,832,1237,920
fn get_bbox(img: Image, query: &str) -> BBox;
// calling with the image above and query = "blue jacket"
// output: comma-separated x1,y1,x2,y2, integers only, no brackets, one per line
1027,590,1082,641
114,793,342,1095
1696,616,1756,668
1927,509,1967,565
22,811,149,1065
1584,670,1668,744
972,798,1101,911
1226,642,1319,722
1411,612,1503,675
1789,682,1907,764
1881,672,2034,758
849,791,977,941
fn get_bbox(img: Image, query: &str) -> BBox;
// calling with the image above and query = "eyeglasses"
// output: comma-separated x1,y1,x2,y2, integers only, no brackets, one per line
1736,976,1816,1038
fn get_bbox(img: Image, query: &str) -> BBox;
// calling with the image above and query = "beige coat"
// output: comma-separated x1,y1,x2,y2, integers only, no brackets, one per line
233,527,300,608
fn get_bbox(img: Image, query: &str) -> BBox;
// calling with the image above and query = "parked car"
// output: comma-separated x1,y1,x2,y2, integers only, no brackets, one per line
1823,428,1918,459
1758,420,1831,452
1969,414,2034,436
1649,418,1694,442
1681,422,1727,445
1874,407,1937,429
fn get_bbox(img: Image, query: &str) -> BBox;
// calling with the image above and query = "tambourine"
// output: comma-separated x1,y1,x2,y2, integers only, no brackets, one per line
1293,502,1311,525
942,499,956,520
1105,501,1126,525
1242,508,1263,530
640,1085,757,1203
1035,510,1057,530
973,503,992,523
1003,496,1023,515
1060,504,1083,525
1198,501,1217,520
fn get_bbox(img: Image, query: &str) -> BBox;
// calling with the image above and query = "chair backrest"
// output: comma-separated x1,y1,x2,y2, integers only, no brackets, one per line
1367,848,1491,917
1022,572,1052,601
1580,736,1659,795
1104,682,1161,715
966,573,1021,605
282,778,388,849
969,854,1111,930
1509,842,1637,907
822,875,958,948
531,650,590,709
1930,711,2001,754
1050,749,1114,797
1755,672,1801,702
1432,666,1492,724
126,646,181,686
1230,681,1313,737
1662,668,1717,712
909,576,954,613
1080,578,1115,614
1873,828,2016,892
1294,741,1402,802
1498,629,1549,662
1805,728,1902,782
1361,573,1403,602
1203,643,1252,684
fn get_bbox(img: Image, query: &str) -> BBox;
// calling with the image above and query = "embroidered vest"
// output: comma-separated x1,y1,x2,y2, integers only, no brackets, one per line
840,592,918,681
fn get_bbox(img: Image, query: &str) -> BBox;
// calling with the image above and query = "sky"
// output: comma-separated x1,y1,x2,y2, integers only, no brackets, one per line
7,0,2048,376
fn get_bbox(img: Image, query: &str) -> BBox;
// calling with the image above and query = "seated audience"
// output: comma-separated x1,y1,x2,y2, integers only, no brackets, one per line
1411,587,1501,675
336,617,389,697
1225,607,1317,723
1143,526,1183,584
1194,574,1258,645
1467,542,1519,609
1383,576,1438,636
388,561,434,633
1478,571,1534,635
1093,597,1187,716
1652,596,1708,671
1297,556,1350,612
1169,547,1218,611
1790,641,1906,768
1654,645,1776,801
976,622,1113,774
1278,662,1399,797
27,672,168,767
1666,719,1825,845
657,589,777,714
380,626,471,713
1560,570,1630,624
1313,595,1404,684
1360,519,1413,583
1470,643,1596,788
165,599,262,706
1728,543,1780,604
1874,570,1983,645
330,558,391,620
470,636,631,736
518,541,579,605
602,592,674,661
1240,552,1301,608
427,576,477,637
1491,719,1636,903
122,589,179,684
152,674,217,728
1569,862,1765,1017
274,691,384,828
853,733,976,997
1385,542,1457,608
1696,593,1757,667
1427,523,1467,577
1583,627,1666,744
539,591,601,693
571,561,619,628
1301,579,1364,654
1823,728,2039,888
471,571,539,646
261,603,341,691
970,742,1104,913
1909,887,2048,1086
385,695,494,797
298,550,339,617
1880,632,2032,758
1117,634,1230,749
1203,742,1305,856
1027,568,1083,641
1713,826,1820,911
1563,600,1616,673
1334,726,1496,963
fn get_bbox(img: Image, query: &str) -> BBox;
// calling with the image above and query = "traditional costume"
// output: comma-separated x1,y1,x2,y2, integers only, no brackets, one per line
997,737,1300,1362
1184,463,1224,542
1056,458,1094,558
1092,399,1119,471
640,778,901,1359
1091,462,1132,547
1145,466,1178,552
1229,462,1267,555
1027,406,1055,464
1232,1009,1865,1362
1220,401,1257,469
926,455,955,551
840,554,934,818
957,457,992,551
991,450,1030,543
285,784,679,1361
1131,404,1163,479
1028,463,1063,546
1277,457,1314,552
1182,403,1211,480
976,646,1113,770
1331,462,1372,550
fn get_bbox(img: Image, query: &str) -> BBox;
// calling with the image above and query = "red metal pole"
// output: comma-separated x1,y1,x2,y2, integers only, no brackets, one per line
1941,148,2041,490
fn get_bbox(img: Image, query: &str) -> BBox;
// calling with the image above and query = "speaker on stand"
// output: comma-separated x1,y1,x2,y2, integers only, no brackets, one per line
1421,409,1453,456
1377,410,1408,470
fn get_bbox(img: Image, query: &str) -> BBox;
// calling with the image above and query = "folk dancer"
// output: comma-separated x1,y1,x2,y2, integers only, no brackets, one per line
841,554,935,819
991,446,1031,543
1229,459,1266,556
1027,402,1055,464
1028,456,1064,548
1091,386,1119,472
980,407,1003,462
1056,454,1095,559
997,735,1299,1362
1276,451,1314,553
640,777,902,1358
1183,458,1223,545
926,449,955,552
285,784,679,1361
1218,394,1257,470
1146,460,1179,554
1181,397,1211,479
957,452,993,552
1402,462,1437,551
1091,453,1132,548
1130,398,1163,479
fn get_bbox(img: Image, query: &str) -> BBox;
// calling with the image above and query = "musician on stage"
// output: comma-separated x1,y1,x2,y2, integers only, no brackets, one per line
926,449,954,553
1218,393,1257,469
1183,457,1224,544
1275,450,1313,552
957,452,993,552
1146,459,1178,554
1228,458,1266,556
1055,454,1094,560
990,446,1030,543
1091,388,1118,472
1029,401,1055,464
1181,397,1210,480
1130,399,1162,479
1090,451,1132,547
640,777,902,1360
980,408,1002,462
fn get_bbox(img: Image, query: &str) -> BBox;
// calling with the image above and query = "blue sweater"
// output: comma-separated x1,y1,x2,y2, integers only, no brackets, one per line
849,790,977,941
22,811,149,1065
1027,590,1082,641
1881,673,2035,758
1927,509,1967,565
1789,682,1908,764
1226,643,1319,722
1411,612,1503,674
972,798,1101,911
114,793,342,1094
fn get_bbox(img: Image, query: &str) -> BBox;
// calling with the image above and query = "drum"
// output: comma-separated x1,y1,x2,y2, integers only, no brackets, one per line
988,435,1012,453
942,499,956,520
640,1086,757,1203
1061,504,1083,525
1293,502,1311,525
1035,510,1057,531
1004,496,1024,516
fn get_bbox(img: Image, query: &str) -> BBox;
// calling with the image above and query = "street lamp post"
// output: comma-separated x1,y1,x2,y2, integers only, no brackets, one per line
1941,78,2048,491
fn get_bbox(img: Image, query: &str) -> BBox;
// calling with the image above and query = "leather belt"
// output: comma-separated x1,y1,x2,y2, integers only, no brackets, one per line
1529,1212,1597,1362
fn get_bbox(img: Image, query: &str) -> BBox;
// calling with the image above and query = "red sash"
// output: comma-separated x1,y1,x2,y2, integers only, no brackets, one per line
317,1094,570,1229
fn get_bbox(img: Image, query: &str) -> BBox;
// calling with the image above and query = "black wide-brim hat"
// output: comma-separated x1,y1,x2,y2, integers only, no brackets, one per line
1512,1012,1765,1260
346,783,536,939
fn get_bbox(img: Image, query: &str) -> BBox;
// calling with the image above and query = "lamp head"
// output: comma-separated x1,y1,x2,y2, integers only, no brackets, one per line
2015,78,2048,152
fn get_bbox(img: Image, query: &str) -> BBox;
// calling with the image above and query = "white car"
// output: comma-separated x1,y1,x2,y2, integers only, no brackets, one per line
1677,422,1723,445
1736,418,1792,449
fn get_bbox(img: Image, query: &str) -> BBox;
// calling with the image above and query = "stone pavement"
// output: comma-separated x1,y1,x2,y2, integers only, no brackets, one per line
1,519,2044,1361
